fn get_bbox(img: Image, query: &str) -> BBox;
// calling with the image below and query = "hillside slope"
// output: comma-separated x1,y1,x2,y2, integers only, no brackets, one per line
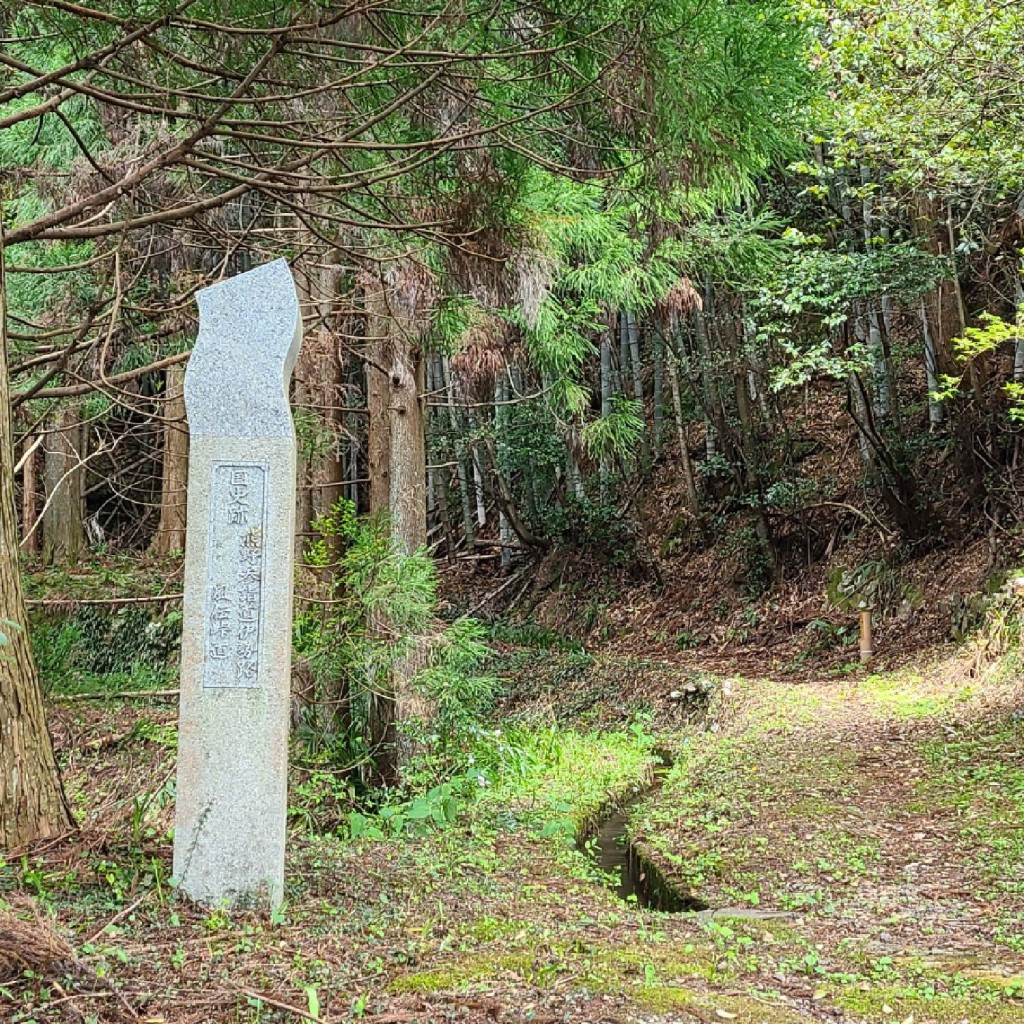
496,378,1024,679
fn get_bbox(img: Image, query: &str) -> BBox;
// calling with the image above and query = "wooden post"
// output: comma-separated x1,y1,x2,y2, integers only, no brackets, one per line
859,609,873,666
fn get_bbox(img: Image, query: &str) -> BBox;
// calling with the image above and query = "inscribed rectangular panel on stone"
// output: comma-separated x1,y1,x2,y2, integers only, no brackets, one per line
204,461,268,688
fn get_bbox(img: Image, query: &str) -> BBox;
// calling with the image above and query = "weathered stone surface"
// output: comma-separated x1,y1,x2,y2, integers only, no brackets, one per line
172,259,302,909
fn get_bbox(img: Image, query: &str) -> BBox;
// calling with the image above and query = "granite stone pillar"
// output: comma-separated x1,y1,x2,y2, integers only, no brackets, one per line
172,259,303,909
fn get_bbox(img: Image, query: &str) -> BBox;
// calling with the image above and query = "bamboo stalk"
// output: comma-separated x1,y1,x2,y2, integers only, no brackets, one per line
495,371,512,570
653,329,664,457
600,325,612,499
626,310,647,465
921,297,944,427
441,354,475,545
666,341,700,516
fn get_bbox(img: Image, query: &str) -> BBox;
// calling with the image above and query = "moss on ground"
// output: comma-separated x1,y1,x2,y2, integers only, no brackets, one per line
832,985,1024,1023
917,718,1024,900
387,952,538,994
626,669,1024,1021
386,936,814,1019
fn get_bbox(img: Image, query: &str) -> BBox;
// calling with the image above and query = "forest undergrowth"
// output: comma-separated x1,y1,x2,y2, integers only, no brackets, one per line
3,590,1023,1024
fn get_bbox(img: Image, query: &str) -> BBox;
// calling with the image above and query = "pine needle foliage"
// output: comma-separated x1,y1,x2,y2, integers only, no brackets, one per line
297,501,494,775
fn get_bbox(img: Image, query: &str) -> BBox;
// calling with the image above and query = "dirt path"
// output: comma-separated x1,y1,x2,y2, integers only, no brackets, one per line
629,665,1024,1022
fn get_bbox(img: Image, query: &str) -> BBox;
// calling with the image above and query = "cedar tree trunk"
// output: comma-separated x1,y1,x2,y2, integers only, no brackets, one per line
150,364,189,555
42,404,85,565
0,248,72,849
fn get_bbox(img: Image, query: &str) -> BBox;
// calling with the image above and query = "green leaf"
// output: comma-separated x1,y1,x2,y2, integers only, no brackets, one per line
305,986,320,1019
406,799,433,820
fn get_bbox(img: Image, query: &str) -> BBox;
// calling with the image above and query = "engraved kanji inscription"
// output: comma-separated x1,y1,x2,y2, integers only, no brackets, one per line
204,462,268,687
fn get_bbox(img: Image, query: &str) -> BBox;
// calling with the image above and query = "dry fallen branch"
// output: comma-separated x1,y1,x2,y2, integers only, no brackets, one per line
238,987,334,1023
0,906,143,1023
0,907,75,983
25,593,183,610
57,689,180,702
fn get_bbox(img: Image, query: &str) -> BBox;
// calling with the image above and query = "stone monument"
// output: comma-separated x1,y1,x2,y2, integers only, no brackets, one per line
172,259,302,909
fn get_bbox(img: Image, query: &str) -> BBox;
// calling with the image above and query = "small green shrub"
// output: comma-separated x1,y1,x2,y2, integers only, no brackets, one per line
295,500,501,797
549,497,641,568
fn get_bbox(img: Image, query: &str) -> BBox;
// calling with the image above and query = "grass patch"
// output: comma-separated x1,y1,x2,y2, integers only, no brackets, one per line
388,952,538,994
474,721,658,839
917,718,1024,896
854,671,967,720
630,683,863,905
